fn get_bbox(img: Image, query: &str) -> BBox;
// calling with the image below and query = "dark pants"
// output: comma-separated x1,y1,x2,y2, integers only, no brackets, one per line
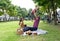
23,27,37,32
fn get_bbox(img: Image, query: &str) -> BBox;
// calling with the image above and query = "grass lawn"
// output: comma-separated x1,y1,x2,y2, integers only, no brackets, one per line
0,21,60,41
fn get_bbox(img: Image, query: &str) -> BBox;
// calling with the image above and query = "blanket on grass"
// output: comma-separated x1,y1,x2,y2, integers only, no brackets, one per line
23,29,48,36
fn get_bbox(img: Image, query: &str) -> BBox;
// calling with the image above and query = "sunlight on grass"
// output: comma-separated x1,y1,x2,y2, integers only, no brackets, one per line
0,21,60,41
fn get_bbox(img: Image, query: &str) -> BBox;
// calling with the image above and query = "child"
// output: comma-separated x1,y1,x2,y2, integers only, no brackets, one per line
17,17,27,35
19,18,24,28
17,25,27,35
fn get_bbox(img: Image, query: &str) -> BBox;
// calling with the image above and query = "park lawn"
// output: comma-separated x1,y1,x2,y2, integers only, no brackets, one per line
0,21,60,41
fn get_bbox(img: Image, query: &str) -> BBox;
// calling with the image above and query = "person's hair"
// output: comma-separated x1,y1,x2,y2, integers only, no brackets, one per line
19,18,23,22
24,24,27,27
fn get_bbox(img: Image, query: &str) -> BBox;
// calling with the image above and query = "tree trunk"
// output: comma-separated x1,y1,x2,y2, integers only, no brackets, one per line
48,8,51,19
51,0,58,25
3,9,7,21
53,10,58,25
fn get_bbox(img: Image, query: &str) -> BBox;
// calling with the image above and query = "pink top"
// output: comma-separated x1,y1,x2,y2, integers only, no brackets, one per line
33,16,40,28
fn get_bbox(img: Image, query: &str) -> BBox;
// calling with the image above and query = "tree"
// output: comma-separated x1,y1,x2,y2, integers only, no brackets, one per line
33,0,60,25
7,5,18,16
21,8,28,18
0,0,12,21
0,0,19,16
17,7,23,17
0,0,11,15
17,7,28,18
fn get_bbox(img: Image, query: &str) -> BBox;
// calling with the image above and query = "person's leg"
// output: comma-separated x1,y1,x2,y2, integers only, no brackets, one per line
30,27,37,31
23,27,37,32
23,27,31,32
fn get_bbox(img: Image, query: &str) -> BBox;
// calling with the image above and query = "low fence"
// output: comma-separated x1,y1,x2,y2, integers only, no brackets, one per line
0,16,19,21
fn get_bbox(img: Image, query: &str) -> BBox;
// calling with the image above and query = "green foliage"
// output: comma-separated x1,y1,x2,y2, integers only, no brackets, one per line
16,7,21,17
0,0,11,10
33,0,60,11
0,11,3,15
17,7,28,18
7,5,18,16
33,0,60,25
0,0,11,15
0,0,28,17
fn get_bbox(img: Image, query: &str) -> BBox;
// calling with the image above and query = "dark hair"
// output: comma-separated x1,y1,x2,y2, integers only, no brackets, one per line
20,18,23,22
24,24,27,27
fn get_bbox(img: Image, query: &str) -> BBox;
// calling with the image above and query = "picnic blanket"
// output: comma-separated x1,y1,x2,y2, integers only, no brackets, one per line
22,29,48,36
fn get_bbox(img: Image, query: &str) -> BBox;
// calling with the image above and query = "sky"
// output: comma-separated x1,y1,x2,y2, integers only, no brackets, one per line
11,0,35,10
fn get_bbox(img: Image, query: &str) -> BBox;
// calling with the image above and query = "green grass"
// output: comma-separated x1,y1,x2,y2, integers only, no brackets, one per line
0,21,60,41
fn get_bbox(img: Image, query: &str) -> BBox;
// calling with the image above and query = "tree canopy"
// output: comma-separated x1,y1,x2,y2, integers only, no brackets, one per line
0,0,28,18
33,0,60,25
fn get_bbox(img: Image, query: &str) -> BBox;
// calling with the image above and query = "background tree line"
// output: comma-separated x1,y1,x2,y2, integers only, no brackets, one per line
0,0,28,18
33,0,60,25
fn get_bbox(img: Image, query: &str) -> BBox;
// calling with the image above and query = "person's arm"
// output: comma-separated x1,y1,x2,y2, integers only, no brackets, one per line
34,13,37,18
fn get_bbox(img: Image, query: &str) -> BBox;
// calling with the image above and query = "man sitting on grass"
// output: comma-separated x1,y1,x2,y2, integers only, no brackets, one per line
23,16,40,32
